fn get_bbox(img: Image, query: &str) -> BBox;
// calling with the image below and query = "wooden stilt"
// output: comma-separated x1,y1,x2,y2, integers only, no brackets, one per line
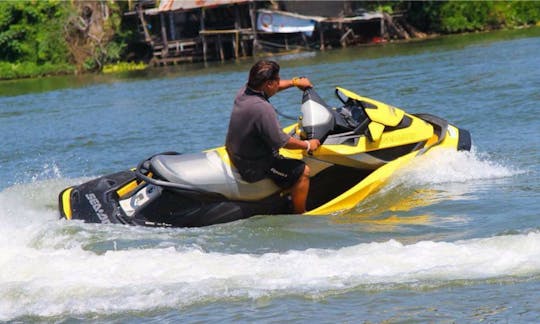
233,32,239,58
218,34,224,61
168,12,176,41
301,32,309,49
201,8,207,62
249,2,258,56
233,5,240,58
160,13,168,57
319,25,325,50
137,5,152,44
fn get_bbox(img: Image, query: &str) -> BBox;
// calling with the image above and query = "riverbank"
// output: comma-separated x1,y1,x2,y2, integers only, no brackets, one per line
1,25,538,82
1,1,539,81
2,26,539,99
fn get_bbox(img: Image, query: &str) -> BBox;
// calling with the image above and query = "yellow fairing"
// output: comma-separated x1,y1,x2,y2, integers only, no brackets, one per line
306,150,418,215
336,87,405,127
368,122,385,141
116,180,139,198
305,124,462,215
214,146,233,165
310,116,432,168
116,172,153,199
281,119,433,156
61,187,73,220
438,124,460,149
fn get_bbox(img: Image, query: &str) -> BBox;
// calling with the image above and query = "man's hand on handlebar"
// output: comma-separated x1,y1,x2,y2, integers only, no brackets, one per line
292,77,313,91
306,138,320,154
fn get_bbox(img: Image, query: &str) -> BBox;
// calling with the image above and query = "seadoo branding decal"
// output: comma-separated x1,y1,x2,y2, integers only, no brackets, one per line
85,193,111,223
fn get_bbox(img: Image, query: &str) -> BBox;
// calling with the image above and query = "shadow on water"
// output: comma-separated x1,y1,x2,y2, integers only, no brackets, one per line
1,27,539,98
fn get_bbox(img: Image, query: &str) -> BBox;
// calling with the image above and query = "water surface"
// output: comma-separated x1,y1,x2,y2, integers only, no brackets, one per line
1,28,539,322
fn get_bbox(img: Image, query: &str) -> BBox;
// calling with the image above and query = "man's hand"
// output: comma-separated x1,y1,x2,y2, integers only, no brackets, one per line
292,77,313,90
307,139,320,153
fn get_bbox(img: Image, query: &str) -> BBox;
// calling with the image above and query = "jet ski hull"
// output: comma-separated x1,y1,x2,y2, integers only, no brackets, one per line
59,87,472,227
59,170,294,227
59,162,378,227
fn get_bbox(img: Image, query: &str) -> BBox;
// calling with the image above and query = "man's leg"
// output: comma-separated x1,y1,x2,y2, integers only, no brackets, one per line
290,164,310,214
267,157,310,214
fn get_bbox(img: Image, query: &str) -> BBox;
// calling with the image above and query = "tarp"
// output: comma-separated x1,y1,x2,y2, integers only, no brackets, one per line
257,9,325,37
158,0,250,12
324,12,384,23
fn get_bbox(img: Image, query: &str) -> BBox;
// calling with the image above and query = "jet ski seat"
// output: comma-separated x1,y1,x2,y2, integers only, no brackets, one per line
150,151,280,201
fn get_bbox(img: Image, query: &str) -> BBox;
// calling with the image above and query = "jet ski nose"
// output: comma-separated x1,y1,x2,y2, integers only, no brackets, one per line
457,128,472,151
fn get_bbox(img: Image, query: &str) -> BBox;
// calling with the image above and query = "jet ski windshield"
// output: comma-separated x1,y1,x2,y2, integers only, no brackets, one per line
300,88,369,141
300,89,334,140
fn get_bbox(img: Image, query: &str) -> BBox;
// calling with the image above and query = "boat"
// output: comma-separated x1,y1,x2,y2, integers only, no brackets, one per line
58,87,471,227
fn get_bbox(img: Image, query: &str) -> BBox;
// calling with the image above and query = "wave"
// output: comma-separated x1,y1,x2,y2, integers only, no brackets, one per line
344,147,525,221
1,229,539,320
0,149,534,320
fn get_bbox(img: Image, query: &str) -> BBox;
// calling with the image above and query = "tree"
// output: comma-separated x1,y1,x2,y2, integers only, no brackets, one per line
64,1,129,72
0,1,69,64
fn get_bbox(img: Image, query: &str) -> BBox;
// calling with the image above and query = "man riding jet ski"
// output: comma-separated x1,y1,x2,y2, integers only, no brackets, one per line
59,87,471,227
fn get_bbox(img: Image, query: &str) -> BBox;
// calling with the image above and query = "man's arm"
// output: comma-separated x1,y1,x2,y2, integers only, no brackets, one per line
278,77,313,92
284,136,320,153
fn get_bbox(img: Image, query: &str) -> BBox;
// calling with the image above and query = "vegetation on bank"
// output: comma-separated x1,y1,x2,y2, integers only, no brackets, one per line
0,0,132,80
0,1,72,79
401,1,540,33
102,61,147,74
1,1,539,80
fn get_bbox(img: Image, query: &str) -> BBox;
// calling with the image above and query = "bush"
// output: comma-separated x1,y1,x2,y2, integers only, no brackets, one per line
0,1,70,65
439,1,492,33
0,1,132,79
404,1,540,34
0,61,74,80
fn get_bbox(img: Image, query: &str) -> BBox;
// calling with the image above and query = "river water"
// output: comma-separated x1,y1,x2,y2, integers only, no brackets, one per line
1,28,539,322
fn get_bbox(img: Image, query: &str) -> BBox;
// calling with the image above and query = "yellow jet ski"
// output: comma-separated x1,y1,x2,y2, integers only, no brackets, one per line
58,87,471,227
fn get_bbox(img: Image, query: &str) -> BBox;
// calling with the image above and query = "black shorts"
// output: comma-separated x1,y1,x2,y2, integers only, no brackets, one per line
265,156,306,189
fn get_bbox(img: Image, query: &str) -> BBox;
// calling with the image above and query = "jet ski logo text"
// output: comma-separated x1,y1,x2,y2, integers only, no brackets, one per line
85,193,111,223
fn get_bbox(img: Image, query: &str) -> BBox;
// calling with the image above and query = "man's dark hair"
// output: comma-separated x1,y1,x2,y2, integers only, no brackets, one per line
247,60,280,89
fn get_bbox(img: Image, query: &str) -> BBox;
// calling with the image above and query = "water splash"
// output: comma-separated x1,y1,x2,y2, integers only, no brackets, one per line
392,148,523,186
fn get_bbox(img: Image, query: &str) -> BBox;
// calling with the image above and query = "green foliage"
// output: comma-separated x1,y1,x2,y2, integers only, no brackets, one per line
0,1,70,64
102,61,147,74
63,1,132,72
439,1,492,32
376,4,394,15
0,0,73,79
403,1,540,34
402,1,441,32
0,61,74,80
101,2,131,66
0,0,135,78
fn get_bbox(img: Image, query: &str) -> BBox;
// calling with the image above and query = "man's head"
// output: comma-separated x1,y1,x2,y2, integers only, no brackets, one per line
248,60,280,97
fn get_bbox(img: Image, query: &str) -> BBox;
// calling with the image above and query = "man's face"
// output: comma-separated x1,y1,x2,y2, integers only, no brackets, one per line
264,75,280,98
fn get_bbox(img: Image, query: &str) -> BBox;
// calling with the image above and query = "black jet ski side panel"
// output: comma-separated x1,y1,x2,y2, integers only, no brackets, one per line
59,169,292,227
59,171,137,225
